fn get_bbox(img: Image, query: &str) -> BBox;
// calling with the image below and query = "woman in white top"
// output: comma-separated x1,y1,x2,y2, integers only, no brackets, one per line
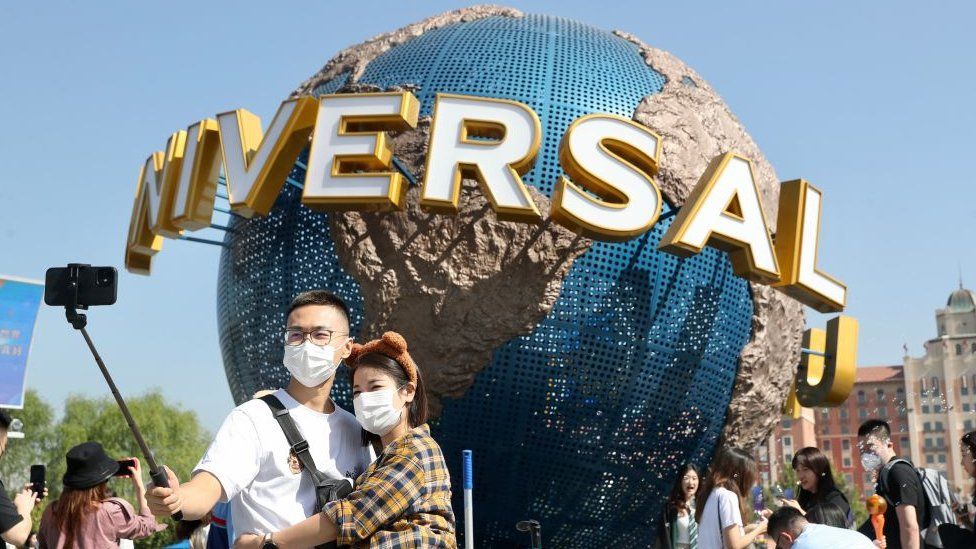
695,447,768,549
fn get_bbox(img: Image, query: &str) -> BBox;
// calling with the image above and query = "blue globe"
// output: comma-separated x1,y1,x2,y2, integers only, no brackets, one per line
217,14,754,548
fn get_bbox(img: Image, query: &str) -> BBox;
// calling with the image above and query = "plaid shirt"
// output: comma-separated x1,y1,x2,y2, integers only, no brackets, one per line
324,424,457,548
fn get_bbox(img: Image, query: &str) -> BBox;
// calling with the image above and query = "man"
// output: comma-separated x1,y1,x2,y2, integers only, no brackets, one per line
0,410,42,547
858,419,925,549
146,290,373,539
768,506,875,548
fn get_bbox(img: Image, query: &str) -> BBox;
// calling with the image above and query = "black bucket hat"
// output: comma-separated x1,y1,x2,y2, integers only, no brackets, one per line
62,442,119,489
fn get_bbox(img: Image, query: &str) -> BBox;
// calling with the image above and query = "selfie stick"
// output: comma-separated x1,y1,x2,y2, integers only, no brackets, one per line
60,265,183,522
463,450,474,549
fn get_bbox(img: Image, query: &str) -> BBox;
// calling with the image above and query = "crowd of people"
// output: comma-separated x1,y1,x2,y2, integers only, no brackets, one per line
657,419,976,549
1,288,975,548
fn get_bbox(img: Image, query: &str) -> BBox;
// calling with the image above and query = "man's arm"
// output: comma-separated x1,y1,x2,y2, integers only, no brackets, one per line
895,504,920,549
1,485,38,546
146,467,224,520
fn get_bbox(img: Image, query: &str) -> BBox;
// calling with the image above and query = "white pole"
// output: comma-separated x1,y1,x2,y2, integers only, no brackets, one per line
463,449,474,549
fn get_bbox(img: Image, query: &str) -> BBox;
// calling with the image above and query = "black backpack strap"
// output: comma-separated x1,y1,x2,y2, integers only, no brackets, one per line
259,394,328,483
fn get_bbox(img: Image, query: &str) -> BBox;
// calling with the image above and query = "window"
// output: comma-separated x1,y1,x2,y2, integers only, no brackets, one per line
923,405,931,414
932,377,941,394
821,409,829,420
842,439,851,450
840,408,849,419
859,408,868,419
897,387,905,399
842,424,850,434
823,440,832,450
964,386,970,396
927,454,935,464
938,454,947,464
924,421,932,431
782,419,792,429
925,438,933,448
971,342,976,353
879,407,888,418
936,421,944,432
900,436,910,449
956,344,963,355
843,457,852,467
784,436,793,447
858,390,866,404
922,378,928,391
823,424,830,434
844,473,853,484
965,419,974,431
965,403,971,412
938,438,946,448
877,388,886,402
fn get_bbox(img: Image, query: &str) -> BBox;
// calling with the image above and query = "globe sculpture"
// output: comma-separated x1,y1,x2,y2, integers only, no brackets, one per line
216,7,804,547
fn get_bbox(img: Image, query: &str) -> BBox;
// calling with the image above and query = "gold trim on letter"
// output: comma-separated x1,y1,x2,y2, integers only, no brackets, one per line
172,119,221,231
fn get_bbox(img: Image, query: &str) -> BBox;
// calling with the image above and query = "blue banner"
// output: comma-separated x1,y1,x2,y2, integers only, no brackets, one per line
0,276,43,408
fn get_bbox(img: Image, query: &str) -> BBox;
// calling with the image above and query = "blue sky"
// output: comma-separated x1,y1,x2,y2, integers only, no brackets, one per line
1,1,973,431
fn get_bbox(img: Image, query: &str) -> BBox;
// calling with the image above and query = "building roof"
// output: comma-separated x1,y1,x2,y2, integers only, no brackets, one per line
855,365,903,383
947,287,976,313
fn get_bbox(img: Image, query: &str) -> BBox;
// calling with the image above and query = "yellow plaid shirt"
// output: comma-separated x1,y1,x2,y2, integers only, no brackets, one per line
323,424,457,548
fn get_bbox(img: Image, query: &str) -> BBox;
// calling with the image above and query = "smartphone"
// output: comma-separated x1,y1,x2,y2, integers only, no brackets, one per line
113,458,138,477
44,265,118,307
29,465,45,499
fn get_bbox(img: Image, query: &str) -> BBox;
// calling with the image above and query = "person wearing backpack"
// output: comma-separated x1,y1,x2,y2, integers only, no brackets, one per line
858,420,926,549
145,290,374,543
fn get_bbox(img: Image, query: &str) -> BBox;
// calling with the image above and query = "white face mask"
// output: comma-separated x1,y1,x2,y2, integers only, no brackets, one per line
353,388,403,436
283,341,339,388
861,453,882,471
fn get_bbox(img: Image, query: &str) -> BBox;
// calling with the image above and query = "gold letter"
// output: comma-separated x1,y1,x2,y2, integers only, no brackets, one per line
659,153,780,283
303,92,419,211
216,96,318,217
774,179,847,313
551,114,662,240
124,152,166,274
795,316,857,407
421,93,542,222
171,119,222,230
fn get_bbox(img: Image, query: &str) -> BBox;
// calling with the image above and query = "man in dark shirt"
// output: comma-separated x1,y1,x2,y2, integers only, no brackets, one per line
0,409,41,546
858,419,925,549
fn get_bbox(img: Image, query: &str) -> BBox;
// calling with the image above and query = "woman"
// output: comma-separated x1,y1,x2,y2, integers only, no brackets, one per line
780,447,851,524
235,331,456,548
38,441,165,548
940,431,976,549
695,447,768,549
805,502,847,529
657,463,700,549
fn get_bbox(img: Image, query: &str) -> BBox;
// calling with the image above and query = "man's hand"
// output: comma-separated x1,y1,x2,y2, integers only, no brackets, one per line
12,485,38,516
146,465,182,518
233,533,264,549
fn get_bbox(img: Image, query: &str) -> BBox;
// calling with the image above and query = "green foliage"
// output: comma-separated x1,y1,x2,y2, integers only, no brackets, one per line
2,389,210,548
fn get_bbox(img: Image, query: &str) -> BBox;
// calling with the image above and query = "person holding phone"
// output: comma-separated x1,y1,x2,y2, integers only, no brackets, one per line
0,410,44,547
37,441,166,548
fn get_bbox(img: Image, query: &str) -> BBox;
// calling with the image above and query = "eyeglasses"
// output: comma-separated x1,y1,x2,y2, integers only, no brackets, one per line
282,328,348,347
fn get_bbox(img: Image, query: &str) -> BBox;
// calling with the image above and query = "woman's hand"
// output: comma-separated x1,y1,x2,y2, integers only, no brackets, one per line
873,536,887,548
778,498,804,514
233,533,264,549
127,457,146,494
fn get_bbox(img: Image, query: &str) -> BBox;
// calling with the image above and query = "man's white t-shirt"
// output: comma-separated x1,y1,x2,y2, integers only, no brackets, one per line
792,523,875,549
697,487,743,549
194,389,373,537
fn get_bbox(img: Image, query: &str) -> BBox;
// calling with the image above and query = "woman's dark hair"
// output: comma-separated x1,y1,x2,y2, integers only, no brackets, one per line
667,463,700,514
806,502,847,528
792,447,837,509
695,447,758,523
962,430,976,499
351,352,428,448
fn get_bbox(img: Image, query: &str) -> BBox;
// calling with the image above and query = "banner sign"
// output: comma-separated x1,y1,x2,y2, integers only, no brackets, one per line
0,276,44,408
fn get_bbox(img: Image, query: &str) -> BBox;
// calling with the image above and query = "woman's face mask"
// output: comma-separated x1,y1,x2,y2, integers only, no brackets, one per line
352,367,414,437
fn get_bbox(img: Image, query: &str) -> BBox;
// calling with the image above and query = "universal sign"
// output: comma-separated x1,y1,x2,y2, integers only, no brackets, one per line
126,91,846,313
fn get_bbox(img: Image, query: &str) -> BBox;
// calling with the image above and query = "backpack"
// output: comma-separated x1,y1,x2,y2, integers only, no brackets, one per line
880,458,958,549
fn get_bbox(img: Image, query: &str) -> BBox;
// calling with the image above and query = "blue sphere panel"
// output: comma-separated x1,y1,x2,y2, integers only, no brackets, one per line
218,14,753,548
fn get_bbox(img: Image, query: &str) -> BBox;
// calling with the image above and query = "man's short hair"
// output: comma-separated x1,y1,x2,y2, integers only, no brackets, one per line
858,419,891,440
0,409,11,430
287,290,351,325
768,506,806,540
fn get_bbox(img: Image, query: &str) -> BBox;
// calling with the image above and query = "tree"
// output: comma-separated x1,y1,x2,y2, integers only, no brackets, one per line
0,390,58,489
